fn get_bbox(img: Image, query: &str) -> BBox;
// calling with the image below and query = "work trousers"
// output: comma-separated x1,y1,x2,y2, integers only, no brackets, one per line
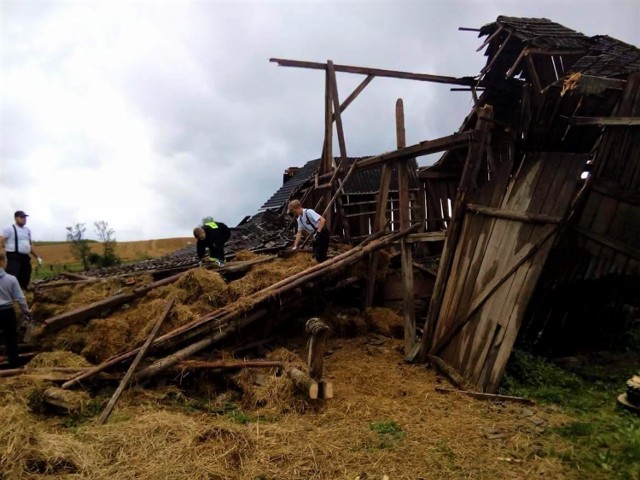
313,229,330,263
0,307,19,368
6,252,31,289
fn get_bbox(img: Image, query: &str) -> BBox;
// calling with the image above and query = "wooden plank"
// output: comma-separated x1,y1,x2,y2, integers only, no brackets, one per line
269,58,476,86
576,228,640,261
570,116,640,126
482,154,587,392
466,204,562,224
432,224,557,355
413,105,494,361
98,299,174,424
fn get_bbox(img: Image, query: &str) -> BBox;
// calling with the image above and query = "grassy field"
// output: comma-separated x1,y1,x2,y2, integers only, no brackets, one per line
32,237,193,278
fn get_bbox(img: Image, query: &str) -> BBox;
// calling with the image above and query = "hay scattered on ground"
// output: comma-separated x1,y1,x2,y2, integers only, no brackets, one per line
365,307,403,338
234,249,260,261
0,403,94,478
234,348,312,414
0,337,577,479
27,351,92,369
40,324,89,354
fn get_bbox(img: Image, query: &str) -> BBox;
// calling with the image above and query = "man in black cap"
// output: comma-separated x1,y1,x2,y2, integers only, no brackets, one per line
0,211,43,289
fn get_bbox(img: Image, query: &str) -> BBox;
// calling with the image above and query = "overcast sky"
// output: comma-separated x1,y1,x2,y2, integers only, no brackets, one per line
2,0,638,241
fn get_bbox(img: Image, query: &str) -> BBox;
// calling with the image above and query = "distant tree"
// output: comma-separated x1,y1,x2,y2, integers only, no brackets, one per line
201,216,215,225
94,220,120,267
66,223,91,271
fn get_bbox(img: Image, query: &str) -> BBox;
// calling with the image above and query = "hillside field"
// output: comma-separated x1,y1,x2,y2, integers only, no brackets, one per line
35,237,193,266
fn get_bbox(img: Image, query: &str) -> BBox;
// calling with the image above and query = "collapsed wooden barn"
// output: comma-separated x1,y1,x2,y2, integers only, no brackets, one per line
9,16,638,402
268,16,640,393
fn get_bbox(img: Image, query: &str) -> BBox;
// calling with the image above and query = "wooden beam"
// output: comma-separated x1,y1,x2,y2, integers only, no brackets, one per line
396,98,416,357
577,228,640,262
481,31,513,75
435,387,535,405
306,318,330,380
355,131,473,172
335,74,375,120
569,116,640,126
412,105,494,362
466,204,562,224
317,131,472,185
98,299,173,424
270,58,476,86
405,232,447,243
328,60,352,241
176,360,284,370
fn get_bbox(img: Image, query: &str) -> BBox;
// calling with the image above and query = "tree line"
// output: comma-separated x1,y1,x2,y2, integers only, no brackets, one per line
66,221,120,270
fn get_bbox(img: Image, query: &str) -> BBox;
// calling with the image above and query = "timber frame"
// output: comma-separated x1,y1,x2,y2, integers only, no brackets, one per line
270,16,640,392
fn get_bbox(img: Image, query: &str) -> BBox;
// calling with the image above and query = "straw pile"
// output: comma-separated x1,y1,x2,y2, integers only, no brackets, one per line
364,307,404,338
0,336,577,479
27,351,92,369
230,253,316,299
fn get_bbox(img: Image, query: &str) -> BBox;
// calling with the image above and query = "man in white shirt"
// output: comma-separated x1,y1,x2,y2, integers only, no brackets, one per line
288,200,330,262
0,211,42,289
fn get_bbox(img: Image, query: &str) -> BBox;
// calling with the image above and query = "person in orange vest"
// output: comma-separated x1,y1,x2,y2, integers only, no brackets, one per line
193,220,231,267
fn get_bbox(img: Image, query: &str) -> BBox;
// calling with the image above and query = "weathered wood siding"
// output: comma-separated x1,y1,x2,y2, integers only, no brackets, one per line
430,152,587,392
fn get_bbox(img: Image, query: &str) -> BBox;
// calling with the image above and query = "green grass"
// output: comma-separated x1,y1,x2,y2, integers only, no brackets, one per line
501,350,640,479
368,420,405,449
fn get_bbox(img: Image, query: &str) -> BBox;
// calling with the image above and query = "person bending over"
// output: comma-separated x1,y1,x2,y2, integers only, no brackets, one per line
288,200,329,263
193,220,231,267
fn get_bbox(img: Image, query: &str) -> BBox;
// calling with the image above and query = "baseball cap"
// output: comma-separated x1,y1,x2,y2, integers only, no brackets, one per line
14,211,29,217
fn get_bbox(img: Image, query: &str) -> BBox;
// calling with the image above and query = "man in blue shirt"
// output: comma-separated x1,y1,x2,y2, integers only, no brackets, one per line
0,253,32,367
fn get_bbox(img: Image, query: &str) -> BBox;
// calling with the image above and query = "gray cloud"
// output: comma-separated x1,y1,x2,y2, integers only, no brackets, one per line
1,0,638,240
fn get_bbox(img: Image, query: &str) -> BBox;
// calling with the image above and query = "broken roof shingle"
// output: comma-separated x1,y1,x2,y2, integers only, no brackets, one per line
481,16,592,51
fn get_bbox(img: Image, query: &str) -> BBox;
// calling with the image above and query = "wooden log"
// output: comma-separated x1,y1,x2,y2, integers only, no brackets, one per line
306,318,330,380
43,270,185,332
59,272,97,281
36,278,101,289
318,380,334,399
98,299,174,424
176,360,284,370
0,366,91,378
434,386,534,405
288,367,319,399
134,309,268,380
43,387,89,412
